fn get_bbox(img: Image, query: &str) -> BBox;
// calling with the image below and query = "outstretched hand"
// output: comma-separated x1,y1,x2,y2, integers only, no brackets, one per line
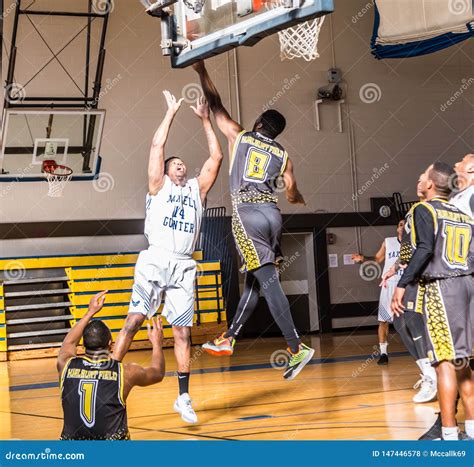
163,90,183,115
352,254,364,264
191,96,210,120
147,317,164,348
88,290,108,315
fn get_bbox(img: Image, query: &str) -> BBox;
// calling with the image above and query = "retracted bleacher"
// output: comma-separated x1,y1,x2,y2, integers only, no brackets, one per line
0,251,226,360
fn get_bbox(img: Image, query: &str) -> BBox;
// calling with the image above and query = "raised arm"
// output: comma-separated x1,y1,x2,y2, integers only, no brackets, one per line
191,96,224,202
123,317,165,397
57,291,108,374
282,157,305,205
148,90,183,196
193,61,243,145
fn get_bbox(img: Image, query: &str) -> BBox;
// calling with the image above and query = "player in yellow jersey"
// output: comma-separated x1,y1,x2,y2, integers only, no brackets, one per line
392,162,473,440
58,291,165,440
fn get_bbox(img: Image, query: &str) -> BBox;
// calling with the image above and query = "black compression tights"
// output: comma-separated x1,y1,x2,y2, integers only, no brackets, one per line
224,263,301,353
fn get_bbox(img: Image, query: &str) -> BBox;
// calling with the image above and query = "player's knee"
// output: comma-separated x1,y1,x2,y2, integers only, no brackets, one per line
172,326,190,344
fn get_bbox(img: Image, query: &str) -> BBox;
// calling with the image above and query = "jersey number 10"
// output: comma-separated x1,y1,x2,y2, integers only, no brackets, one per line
442,222,471,269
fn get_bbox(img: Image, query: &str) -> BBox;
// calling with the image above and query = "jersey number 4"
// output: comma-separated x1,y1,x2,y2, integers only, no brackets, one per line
442,222,471,269
244,149,270,182
79,380,98,428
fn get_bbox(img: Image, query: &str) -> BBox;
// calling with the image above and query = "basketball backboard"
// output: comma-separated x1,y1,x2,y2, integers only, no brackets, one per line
0,110,105,182
155,0,334,67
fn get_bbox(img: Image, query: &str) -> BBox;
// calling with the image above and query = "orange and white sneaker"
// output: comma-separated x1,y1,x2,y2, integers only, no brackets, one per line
202,333,235,356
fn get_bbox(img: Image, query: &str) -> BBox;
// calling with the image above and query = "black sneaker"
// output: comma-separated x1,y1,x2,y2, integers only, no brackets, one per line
419,413,442,440
377,354,389,365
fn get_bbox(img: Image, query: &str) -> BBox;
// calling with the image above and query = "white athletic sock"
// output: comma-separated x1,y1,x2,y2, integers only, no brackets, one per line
465,420,474,438
379,343,388,355
442,426,459,440
416,358,436,381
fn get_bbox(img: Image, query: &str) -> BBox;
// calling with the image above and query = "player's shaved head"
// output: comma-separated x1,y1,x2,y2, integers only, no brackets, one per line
83,320,112,351
253,110,286,139
427,162,455,197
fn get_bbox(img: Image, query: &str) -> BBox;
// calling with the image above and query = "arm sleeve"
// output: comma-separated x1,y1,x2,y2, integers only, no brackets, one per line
397,204,436,288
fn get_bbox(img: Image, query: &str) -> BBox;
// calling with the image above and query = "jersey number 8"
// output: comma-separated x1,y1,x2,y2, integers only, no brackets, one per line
244,149,270,182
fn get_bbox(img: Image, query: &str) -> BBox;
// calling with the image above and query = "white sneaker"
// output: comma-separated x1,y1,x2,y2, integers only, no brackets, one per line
412,374,437,403
174,393,198,424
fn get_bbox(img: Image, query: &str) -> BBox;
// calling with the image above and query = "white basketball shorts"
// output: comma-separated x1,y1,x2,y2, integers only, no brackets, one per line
128,248,197,327
378,280,397,323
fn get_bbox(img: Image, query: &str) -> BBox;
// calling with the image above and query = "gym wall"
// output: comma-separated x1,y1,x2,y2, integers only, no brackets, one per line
1,0,472,318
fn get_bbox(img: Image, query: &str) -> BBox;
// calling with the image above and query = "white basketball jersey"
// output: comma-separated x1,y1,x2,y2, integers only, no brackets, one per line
382,237,402,282
450,185,473,218
144,176,203,257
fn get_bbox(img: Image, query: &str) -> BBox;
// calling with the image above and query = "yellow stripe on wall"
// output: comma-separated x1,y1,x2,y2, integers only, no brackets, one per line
68,275,221,293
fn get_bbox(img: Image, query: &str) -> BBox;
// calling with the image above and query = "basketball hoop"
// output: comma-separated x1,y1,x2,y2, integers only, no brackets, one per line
269,1,326,61
42,160,73,198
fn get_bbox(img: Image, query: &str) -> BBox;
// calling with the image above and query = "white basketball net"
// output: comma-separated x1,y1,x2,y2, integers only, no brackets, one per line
45,167,73,198
273,2,326,61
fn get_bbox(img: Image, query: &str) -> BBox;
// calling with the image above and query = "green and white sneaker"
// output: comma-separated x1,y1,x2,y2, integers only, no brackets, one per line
283,343,314,380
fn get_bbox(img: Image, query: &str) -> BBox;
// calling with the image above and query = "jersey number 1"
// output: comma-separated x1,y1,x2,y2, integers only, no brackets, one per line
442,222,471,269
79,380,98,428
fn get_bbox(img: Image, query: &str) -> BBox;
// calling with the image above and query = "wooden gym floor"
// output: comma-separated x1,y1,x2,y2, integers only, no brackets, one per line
1,331,448,440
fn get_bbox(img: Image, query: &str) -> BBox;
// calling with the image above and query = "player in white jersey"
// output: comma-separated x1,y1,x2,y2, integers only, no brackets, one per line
352,219,405,365
113,91,223,424
451,154,473,217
